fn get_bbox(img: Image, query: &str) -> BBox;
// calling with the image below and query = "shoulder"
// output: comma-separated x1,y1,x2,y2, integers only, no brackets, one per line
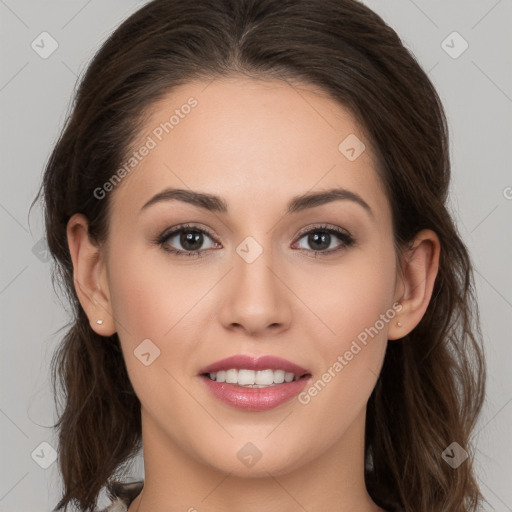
95,480,144,512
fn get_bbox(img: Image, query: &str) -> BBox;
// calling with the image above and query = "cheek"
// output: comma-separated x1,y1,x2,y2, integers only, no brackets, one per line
105,245,191,407
299,240,396,405
302,240,397,347
108,259,163,338
105,242,220,378
107,241,198,339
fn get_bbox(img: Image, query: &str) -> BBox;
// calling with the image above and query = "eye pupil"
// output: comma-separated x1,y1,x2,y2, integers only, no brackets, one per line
309,232,330,250
181,230,203,250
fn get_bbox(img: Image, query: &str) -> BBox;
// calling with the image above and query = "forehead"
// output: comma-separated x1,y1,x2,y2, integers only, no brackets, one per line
110,77,390,224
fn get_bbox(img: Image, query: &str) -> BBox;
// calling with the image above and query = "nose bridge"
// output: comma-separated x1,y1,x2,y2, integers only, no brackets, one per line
218,232,291,334
234,233,280,303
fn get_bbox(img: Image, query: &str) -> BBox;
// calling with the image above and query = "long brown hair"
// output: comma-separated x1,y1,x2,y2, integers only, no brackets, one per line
33,0,487,510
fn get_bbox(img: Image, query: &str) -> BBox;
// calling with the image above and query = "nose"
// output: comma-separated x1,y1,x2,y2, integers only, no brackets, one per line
217,244,293,337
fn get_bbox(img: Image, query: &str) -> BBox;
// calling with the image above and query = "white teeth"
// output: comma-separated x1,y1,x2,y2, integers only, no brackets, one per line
273,369,285,384
225,369,238,384
238,369,256,385
255,369,274,385
208,369,302,387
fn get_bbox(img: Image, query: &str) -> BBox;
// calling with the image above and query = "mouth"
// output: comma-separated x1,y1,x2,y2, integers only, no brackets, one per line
198,354,312,411
201,369,310,387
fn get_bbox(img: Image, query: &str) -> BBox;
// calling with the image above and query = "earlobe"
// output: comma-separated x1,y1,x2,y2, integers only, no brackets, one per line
388,229,440,340
66,213,116,336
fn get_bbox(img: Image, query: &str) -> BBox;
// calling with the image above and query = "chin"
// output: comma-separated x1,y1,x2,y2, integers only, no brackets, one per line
197,440,309,478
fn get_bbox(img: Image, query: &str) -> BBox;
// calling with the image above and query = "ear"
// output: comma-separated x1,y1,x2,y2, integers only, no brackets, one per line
66,213,116,336
388,229,440,340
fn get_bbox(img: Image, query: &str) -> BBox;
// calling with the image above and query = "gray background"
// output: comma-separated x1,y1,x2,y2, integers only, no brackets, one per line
1,1,511,510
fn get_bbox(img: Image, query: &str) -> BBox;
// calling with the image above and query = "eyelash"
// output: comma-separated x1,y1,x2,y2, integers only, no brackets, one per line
155,223,355,259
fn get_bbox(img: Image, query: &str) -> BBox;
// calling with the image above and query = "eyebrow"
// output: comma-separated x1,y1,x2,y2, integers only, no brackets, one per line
140,187,373,218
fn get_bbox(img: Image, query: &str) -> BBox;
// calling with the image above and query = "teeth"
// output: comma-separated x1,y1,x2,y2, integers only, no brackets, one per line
208,369,302,387
226,369,238,384
271,369,285,384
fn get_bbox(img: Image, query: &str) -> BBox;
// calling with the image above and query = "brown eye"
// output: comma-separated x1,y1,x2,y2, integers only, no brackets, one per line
293,225,355,255
156,224,219,258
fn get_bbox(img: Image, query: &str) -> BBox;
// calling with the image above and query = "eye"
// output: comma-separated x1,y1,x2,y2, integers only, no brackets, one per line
155,223,355,258
292,224,355,256
156,224,220,258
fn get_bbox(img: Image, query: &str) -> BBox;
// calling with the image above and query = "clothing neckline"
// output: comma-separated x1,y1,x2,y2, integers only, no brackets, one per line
101,480,144,511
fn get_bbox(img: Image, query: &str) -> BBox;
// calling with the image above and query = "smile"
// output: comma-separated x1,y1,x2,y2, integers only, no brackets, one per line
205,368,303,387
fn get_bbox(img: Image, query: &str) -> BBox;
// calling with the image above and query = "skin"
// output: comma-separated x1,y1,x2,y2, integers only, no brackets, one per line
67,77,440,512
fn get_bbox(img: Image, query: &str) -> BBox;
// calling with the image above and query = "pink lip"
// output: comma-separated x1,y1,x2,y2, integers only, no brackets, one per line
200,376,311,411
198,355,311,412
198,354,309,375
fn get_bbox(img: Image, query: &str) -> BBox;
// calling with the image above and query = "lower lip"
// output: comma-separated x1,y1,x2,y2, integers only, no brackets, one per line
200,375,311,411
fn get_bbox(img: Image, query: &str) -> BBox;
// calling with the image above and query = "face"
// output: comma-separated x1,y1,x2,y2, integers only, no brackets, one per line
99,77,403,476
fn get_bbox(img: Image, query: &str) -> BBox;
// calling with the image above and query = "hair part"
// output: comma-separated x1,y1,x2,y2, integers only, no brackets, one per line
33,0,486,510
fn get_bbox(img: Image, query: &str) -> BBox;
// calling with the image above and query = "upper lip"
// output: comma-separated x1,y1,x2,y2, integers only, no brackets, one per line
198,355,309,376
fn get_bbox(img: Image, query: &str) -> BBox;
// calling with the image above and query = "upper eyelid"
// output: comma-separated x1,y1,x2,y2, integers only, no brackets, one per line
160,223,217,241
295,223,351,238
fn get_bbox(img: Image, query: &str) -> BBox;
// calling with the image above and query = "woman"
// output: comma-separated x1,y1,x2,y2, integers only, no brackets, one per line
34,0,486,510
